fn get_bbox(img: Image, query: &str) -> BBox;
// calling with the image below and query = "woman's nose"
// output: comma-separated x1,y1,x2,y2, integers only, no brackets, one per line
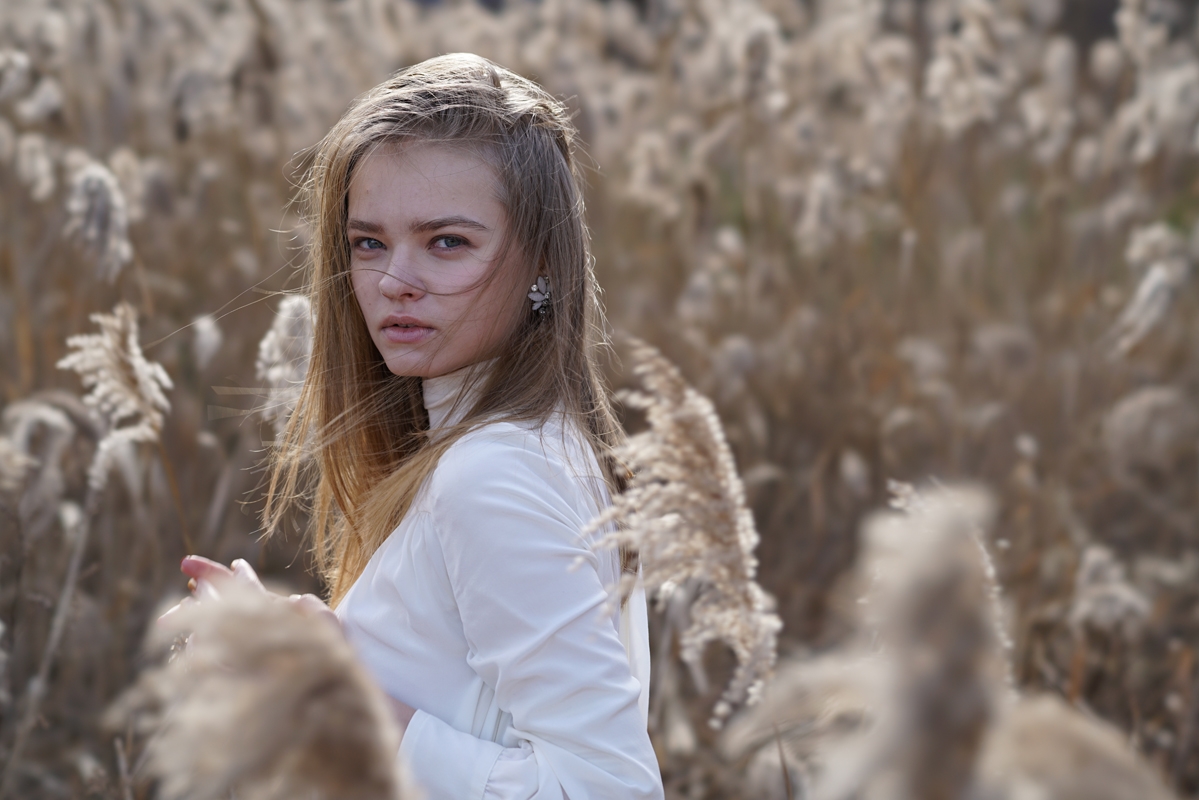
377,250,426,300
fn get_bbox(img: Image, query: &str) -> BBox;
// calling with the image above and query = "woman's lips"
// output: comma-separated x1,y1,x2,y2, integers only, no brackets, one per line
382,324,434,344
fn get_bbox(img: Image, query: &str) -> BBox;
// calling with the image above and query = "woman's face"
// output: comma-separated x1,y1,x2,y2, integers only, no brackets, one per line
347,142,523,379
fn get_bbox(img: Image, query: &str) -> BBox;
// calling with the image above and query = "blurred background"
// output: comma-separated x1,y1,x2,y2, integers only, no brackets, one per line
1,0,1198,797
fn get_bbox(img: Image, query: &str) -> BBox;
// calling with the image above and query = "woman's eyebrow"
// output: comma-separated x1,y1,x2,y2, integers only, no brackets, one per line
411,215,490,234
346,218,384,234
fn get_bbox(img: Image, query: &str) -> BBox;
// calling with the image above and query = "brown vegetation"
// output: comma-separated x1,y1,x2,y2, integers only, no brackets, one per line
1,0,1198,797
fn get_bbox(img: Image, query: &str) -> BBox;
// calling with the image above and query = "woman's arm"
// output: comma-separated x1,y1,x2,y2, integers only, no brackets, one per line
402,428,663,800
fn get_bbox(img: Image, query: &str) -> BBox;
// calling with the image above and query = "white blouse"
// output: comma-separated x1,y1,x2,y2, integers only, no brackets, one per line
335,365,663,799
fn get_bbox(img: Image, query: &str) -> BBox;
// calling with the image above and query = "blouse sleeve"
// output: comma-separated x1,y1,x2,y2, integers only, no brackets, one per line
398,427,663,800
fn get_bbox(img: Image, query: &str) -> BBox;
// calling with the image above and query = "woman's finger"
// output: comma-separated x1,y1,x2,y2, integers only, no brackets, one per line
288,593,327,614
180,555,235,583
230,559,267,592
288,593,343,635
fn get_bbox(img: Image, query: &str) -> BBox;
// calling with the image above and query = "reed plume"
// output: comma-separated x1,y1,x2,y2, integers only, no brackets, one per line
815,485,1004,800
255,294,313,439
590,337,781,727
63,158,134,284
0,49,31,102
56,302,172,494
114,586,403,800
15,131,54,201
0,436,32,498
1,303,175,798
977,694,1177,800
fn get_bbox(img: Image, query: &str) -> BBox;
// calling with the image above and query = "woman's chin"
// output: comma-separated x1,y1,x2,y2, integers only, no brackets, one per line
384,354,457,380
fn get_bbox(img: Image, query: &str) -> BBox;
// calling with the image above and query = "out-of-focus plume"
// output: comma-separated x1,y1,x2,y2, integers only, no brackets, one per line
1105,224,1191,358
191,313,223,371
719,653,876,800
0,117,13,166
796,167,844,258
924,0,1018,137
256,294,313,439
107,147,146,223
113,586,404,800
56,302,172,493
63,157,134,284
0,399,75,540
589,338,781,727
1090,38,1126,87
1019,36,1077,163
1126,222,1188,271
1101,385,1198,483
1068,544,1150,641
0,49,31,102
15,132,55,201
976,695,1177,800
721,485,1177,800
1105,261,1189,356
15,76,63,124
815,485,1004,800
1116,0,1170,71
0,436,33,500
972,323,1037,376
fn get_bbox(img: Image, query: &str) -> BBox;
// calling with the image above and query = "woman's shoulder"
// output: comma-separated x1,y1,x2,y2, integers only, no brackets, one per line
425,417,605,510
439,418,550,466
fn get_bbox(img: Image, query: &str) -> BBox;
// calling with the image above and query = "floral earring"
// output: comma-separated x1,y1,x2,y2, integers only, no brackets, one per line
528,276,551,315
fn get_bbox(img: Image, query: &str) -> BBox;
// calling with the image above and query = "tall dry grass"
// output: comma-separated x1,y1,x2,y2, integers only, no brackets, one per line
1,0,1198,797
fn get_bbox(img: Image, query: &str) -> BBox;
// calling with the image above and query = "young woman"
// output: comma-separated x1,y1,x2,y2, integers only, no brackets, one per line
179,53,665,798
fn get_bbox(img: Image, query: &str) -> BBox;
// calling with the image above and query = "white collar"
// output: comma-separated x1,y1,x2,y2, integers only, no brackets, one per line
422,360,495,431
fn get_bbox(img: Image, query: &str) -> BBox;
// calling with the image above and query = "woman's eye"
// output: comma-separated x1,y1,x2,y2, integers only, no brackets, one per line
432,234,468,250
352,237,385,251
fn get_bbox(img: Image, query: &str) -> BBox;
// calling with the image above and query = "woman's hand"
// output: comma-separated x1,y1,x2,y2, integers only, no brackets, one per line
161,556,413,737
181,555,264,597
159,555,341,636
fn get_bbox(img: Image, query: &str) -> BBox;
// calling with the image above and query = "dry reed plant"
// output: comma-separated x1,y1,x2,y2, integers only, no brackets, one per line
590,338,782,728
55,303,172,496
113,585,403,800
1,0,1198,796
2,302,171,799
976,693,1177,800
255,294,313,441
804,486,1006,800
721,485,1180,800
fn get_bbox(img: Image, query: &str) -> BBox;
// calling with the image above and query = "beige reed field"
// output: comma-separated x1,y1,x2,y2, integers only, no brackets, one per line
2,0,1199,797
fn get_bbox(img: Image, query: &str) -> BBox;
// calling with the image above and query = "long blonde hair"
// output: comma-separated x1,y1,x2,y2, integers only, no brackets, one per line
263,53,630,605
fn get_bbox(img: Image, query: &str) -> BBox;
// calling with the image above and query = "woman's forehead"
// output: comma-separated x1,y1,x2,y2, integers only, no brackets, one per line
347,142,504,222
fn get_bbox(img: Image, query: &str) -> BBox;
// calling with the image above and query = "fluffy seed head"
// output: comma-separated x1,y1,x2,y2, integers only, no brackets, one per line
589,338,781,726
1068,545,1150,640
0,49,31,102
114,586,403,800
63,158,134,283
255,295,314,438
16,132,55,202
817,485,1006,800
57,303,173,492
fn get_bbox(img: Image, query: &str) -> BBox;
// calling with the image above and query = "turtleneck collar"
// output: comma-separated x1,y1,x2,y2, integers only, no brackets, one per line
422,359,496,432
